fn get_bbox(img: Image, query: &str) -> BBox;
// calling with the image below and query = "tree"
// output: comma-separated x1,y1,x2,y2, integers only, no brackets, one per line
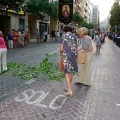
80,20,88,27
87,23,94,29
73,12,83,25
110,4,120,27
0,0,26,15
49,1,58,21
24,0,50,21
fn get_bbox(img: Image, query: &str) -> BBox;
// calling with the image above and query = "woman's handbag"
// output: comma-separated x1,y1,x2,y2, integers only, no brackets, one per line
77,52,86,64
59,58,63,71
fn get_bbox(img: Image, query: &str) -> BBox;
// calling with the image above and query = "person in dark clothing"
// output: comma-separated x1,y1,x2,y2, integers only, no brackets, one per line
51,29,55,40
59,26,78,96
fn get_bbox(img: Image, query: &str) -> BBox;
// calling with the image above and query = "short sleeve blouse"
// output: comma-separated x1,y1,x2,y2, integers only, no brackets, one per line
81,35,92,50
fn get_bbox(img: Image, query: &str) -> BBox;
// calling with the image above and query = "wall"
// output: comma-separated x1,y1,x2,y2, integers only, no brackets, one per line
10,13,27,31
28,14,37,39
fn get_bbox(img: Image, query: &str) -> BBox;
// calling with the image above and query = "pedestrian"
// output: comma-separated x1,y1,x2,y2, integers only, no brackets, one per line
35,29,40,43
59,26,78,96
60,30,63,38
20,31,25,47
91,31,94,40
77,27,93,86
51,28,55,40
43,31,47,43
26,31,30,46
0,31,8,74
7,31,13,49
13,29,19,48
100,32,105,43
94,32,101,53
56,30,60,41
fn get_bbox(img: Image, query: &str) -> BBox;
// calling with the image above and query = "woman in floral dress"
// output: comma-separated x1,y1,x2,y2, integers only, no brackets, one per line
60,26,78,96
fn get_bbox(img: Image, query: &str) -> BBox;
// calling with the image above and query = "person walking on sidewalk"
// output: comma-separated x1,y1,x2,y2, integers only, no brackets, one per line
7,31,13,49
35,29,40,43
43,31,47,43
0,31,8,74
56,30,60,41
13,29,19,48
77,27,93,86
26,31,30,46
59,26,78,96
94,32,101,53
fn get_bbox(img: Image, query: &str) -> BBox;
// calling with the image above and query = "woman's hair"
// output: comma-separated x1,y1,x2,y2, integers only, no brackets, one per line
0,31,3,37
78,27,88,36
63,26,73,32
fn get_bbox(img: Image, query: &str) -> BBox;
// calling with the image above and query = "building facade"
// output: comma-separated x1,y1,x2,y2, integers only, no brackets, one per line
0,11,27,34
74,0,91,23
82,0,91,23
90,4,100,30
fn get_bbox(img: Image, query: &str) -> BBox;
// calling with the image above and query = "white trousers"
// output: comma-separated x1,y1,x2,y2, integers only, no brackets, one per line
79,51,94,85
8,40,13,49
0,48,7,73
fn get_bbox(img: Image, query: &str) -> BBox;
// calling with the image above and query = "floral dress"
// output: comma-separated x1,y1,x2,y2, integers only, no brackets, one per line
60,32,78,74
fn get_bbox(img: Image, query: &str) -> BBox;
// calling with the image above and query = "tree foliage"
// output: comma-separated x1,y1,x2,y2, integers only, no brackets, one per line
24,0,51,21
73,12,93,29
0,0,26,15
73,12,83,25
49,1,58,20
110,4,120,27
87,23,94,29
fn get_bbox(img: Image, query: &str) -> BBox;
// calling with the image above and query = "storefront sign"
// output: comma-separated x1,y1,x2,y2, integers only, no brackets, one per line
59,0,73,25
0,5,24,15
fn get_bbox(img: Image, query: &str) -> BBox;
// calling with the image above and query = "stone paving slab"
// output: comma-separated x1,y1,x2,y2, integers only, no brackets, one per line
0,79,90,120
0,40,60,100
0,38,120,120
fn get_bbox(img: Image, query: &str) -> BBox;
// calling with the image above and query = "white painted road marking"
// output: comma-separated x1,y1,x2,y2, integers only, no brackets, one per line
49,95,67,110
116,103,120,107
15,89,35,102
49,49,59,55
35,92,49,108
24,79,36,85
15,89,67,110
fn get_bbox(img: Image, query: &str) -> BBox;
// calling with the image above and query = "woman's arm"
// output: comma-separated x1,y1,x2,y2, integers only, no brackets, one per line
60,44,63,56
83,44,93,52
77,47,83,51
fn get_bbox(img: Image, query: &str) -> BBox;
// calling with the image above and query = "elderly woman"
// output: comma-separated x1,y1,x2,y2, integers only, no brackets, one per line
60,26,78,96
0,31,7,74
77,27,93,86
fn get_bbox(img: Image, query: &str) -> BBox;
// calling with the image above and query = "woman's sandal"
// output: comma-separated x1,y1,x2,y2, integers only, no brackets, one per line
64,91,73,96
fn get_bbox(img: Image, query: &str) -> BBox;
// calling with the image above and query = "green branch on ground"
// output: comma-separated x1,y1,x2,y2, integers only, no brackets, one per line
6,54,64,81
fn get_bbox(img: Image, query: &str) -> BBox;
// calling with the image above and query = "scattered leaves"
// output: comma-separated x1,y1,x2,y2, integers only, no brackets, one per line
6,53,64,81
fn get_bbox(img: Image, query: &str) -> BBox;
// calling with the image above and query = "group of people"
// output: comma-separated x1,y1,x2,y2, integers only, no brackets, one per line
51,29,62,41
0,25,106,97
109,32,120,44
35,29,48,43
60,26,94,96
7,29,30,49
0,29,30,74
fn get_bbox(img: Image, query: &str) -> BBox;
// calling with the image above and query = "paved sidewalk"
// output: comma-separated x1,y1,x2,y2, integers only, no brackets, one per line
0,38,120,120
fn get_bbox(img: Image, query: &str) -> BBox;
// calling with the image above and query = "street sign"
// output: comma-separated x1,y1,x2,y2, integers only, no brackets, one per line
59,0,73,25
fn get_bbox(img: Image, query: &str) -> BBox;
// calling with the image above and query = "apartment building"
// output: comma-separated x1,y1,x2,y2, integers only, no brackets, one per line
90,4,100,30
74,0,91,23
